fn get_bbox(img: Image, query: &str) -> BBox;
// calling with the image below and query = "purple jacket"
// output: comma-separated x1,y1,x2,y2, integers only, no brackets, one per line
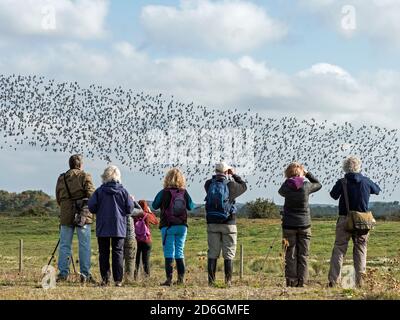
88,181,134,238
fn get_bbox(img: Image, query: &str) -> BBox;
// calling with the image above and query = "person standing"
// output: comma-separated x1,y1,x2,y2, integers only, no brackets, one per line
205,162,247,287
328,156,381,288
88,165,137,287
134,200,159,280
278,162,322,287
152,168,195,286
124,196,143,282
55,154,95,283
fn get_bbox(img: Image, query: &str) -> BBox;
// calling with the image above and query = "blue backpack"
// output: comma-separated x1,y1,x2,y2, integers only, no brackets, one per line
205,178,233,221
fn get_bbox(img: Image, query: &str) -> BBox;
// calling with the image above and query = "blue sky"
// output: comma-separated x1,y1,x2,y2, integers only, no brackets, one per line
105,0,400,74
0,0,399,204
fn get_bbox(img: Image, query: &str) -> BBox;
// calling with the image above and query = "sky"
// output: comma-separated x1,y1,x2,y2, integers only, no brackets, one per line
1,0,400,205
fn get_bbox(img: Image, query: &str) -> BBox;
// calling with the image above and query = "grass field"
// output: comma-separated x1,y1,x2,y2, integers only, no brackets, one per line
0,216,400,300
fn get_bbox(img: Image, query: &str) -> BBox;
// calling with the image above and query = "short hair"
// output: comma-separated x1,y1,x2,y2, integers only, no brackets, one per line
284,162,304,178
101,165,121,184
69,154,83,169
343,156,362,173
163,168,186,189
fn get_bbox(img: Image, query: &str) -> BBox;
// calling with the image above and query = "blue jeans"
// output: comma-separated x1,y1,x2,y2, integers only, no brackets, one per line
161,225,187,259
58,225,91,277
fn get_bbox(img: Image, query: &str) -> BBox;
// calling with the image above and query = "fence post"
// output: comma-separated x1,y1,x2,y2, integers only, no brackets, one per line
19,239,23,273
240,244,244,280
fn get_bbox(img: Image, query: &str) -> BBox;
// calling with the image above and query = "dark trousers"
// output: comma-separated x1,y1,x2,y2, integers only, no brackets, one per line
135,241,152,276
98,237,125,282
282,228,311,286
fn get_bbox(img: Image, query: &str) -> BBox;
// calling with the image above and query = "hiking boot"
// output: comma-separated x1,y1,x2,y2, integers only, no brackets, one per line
100,279,110,287
115,281,123,287
224,259,233,287
286,278,298,287
356,273,365,288
80,274,96,284
296,279,306,288
208,259,217,286
56,274,68,282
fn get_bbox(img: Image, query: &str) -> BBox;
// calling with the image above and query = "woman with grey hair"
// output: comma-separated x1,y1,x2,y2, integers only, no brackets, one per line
88,165,141,286
328,156,381,288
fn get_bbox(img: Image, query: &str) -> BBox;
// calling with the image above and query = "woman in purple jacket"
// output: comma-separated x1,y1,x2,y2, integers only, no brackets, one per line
88,165,135,287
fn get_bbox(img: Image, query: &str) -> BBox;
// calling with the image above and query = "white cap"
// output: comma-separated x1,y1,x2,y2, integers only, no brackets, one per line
215,161,232,173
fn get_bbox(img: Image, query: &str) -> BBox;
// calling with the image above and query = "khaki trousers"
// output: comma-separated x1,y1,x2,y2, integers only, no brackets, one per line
328,216,369,287
124,216,137,279
207,224,237,260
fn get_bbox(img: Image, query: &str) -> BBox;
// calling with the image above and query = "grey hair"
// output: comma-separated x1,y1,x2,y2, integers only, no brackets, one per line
101,165,121,183
343,156,362,174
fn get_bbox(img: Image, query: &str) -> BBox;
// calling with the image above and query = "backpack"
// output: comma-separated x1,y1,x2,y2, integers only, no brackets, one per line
205,178,232,222
134,212,151,242
163,188,188,225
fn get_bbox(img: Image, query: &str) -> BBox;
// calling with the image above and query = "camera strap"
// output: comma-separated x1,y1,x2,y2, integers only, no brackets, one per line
63,172,73,200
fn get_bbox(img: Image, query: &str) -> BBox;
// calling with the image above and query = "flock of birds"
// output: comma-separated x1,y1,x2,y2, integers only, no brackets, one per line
1,74,399,198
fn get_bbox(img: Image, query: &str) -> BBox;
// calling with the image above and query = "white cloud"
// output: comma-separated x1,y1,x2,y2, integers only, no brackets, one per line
298,63,358,87
295,63,391,117
298,0,400,45
0,0,109,39
140,0,287,53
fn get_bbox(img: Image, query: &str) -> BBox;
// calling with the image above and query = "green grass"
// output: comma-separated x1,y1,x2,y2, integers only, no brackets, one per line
0,216,400,300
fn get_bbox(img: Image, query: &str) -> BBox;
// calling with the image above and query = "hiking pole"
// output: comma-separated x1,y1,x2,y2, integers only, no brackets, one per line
257,224,282,283
40,238,60,285
45,238,60,273
44,224,62,273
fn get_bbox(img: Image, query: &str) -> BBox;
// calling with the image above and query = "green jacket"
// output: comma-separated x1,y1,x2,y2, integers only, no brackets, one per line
55,169,95,226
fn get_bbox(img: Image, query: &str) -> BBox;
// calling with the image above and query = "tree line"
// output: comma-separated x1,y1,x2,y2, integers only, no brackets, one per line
0,190,58,216
0,190,399,220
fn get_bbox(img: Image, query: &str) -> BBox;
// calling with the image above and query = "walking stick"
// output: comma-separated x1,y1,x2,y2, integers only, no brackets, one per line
44,238,60,274
40,238,60,284
256,222,282,284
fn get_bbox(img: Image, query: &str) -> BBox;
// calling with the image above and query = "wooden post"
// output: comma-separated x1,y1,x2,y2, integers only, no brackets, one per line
19,239,23,273
240,244,244,280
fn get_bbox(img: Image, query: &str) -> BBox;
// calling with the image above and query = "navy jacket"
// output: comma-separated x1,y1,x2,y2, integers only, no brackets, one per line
330,173,381,215
88,181,134,237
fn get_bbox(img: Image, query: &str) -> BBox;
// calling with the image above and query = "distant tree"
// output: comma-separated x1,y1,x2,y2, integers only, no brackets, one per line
245,198,280,219
0,190,58,216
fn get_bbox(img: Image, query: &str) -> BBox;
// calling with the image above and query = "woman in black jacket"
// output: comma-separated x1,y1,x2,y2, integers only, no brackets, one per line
278,162,322,287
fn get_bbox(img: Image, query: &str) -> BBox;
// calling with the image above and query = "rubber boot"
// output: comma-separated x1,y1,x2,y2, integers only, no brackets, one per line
160,258,173,286
175,258,185,285
224,259,233,287
208,259,217,286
